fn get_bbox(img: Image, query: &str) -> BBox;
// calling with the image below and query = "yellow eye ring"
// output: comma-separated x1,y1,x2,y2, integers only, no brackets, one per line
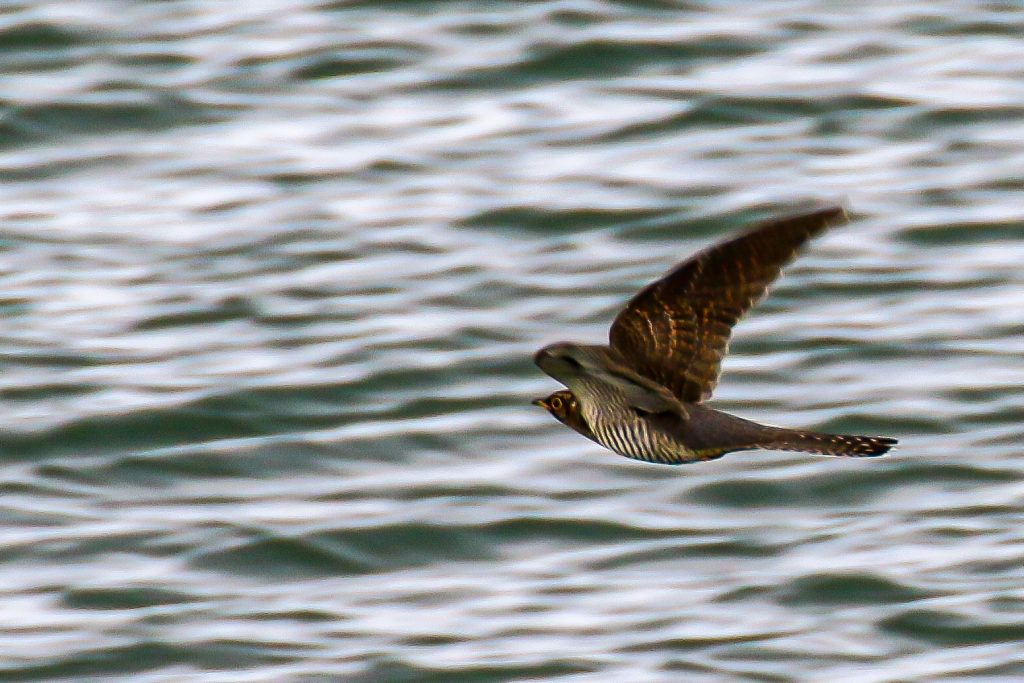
550,396,563,410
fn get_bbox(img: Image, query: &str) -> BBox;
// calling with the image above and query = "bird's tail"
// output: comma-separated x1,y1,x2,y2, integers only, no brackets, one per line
754,428,897,457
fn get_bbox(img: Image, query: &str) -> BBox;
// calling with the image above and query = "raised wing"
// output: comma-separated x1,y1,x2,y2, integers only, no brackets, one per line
608,206,846,403
534,343,689,417
577,346,689,417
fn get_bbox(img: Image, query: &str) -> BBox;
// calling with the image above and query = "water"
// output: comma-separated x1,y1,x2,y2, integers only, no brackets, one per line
0,1,1023,680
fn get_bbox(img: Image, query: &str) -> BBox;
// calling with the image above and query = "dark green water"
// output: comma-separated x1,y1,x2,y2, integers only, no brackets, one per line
0,1,1023,681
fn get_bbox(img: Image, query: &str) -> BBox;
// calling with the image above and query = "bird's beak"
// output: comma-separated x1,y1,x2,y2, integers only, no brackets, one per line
531,397,548,409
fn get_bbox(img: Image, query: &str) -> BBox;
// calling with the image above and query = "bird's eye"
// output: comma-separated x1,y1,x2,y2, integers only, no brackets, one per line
550,396,563,410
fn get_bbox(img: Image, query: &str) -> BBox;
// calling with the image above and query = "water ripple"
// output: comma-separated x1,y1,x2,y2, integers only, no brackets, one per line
0,0,1022,680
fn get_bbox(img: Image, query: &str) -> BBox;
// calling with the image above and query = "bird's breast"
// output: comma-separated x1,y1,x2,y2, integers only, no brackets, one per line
575,384,693,465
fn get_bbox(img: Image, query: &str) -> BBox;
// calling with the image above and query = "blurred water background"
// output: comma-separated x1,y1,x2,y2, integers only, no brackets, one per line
0,1,1023,681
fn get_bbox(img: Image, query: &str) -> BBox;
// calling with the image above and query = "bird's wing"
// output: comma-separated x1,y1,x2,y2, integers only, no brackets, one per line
582,350,689,417
608,206,845,403
535,344,689,417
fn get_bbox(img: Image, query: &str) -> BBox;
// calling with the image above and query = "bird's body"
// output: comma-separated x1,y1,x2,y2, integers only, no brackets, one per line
572,368,689,464
532,206,897,464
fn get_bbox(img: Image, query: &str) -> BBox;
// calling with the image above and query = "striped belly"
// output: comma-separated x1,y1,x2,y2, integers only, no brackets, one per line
577,391,707,465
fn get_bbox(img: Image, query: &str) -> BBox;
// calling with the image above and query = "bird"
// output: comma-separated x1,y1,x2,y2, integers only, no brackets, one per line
532,205,897,465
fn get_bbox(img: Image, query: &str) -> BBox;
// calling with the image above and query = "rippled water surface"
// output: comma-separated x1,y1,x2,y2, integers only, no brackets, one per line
1,1,1024,680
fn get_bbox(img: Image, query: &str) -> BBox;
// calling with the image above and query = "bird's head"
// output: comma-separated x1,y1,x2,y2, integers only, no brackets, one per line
532,389,575,422
532,389,592,438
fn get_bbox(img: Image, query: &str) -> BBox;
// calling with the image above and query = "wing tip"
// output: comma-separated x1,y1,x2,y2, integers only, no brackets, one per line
789,202,848,228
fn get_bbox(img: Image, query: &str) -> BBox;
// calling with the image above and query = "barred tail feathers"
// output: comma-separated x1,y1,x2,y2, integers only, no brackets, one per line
682,407,897,458
755,428,897,457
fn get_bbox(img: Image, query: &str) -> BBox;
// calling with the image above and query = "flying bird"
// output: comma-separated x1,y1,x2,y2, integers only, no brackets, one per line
533,206,896,465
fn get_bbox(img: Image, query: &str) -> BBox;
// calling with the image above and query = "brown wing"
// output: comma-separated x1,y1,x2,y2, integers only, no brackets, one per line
609,206,846,403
